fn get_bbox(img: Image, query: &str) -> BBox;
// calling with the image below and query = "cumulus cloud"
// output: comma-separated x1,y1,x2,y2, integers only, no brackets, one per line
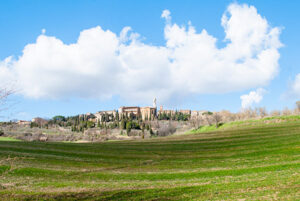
240,88,266,109
0,3,282,104
161,9,171,22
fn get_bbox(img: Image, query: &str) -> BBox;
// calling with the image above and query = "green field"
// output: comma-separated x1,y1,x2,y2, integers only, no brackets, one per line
0,122,299,200
0,137,21,142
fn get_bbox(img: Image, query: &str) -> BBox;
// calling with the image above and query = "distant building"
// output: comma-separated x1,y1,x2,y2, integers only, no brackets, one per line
158,106,175,115
179,110,191,115
91,98,198,122
32,117,48,126
159,109,176,115
118,106,141,119
140,106,157,120
17,120,31,126
95,110,117,122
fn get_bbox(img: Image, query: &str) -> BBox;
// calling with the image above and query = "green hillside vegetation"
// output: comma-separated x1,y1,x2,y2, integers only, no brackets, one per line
187,115,300,134
0,120,299,200
0,137,21,142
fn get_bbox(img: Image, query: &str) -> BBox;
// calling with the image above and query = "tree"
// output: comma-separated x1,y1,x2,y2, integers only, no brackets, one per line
129,113,134,121
240,108,257,120
115,111,119,121
86,121,95,128
120,119,126,130
141,122,145,134
270,110,281,117
258,107,268,118
282,107,292,116
191,115,205,129
219,110,236,122
203,111,213,126
126,121,132,134
0,87,14,116
212,112,222,128
30,122,39,128
52,115,66,123
296,101,300,113
105,113,109,122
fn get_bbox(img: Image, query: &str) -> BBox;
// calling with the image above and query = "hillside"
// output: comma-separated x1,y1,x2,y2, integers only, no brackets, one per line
0,121,299,200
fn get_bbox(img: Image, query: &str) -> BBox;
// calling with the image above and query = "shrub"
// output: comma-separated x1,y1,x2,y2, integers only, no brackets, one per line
157,123,176,136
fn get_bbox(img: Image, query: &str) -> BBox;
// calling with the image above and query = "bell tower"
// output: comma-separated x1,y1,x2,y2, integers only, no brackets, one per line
153,97,157,108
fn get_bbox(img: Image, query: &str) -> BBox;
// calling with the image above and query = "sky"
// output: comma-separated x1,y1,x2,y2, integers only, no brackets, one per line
1,0,300,120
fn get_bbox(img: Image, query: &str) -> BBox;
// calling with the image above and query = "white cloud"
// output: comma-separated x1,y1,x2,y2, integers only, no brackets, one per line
288,74,300,98
161,9,171,22
0,3,282,104
240,88,266,109
0,56,15,87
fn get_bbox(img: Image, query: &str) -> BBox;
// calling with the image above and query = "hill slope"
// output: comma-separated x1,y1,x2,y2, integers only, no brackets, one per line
0,122,299,200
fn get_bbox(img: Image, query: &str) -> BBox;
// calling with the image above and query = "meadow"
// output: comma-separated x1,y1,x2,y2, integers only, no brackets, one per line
0,120,299,200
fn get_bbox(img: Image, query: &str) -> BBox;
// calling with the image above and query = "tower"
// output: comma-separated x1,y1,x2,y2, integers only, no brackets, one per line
153,97,157,108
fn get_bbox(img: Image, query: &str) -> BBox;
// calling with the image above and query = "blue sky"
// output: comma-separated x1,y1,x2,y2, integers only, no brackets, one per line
0,0,300,120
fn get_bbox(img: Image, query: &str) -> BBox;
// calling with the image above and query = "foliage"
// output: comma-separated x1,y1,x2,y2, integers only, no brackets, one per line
52,115,66,122
126,121,131,134
158,111,190,121
0,136,20,141
187,114,300,134
30,122,39,128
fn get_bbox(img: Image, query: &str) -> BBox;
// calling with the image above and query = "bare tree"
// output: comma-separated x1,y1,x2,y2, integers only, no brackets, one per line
258,107,268,118
295,101,300,114
293,108,299,115
241,108,257,120
219,110,235,122
203,112,213,126
212,112,222,128
282,107,292,116
191,116,205,129
270,110,281,117
0,88,14,116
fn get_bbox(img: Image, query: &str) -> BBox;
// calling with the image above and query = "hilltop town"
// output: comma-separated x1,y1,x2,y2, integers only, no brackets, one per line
5,99,300,143
16,98,206,128
3,98,210,142
87,98,200,123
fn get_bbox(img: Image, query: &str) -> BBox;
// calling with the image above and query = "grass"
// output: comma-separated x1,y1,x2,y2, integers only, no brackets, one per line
0,137,20,142
0,121,299,200
186,115,300,134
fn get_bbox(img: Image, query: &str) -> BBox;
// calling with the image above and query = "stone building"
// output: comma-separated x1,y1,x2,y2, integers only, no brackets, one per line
32,117,48,126
93,98,161,121
140,107,157,120
117,99,157,120
159,109,176,115
179,110,191,115
95,110,117,122
118,106,140,119
17,120,31,126
158,105,175,115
